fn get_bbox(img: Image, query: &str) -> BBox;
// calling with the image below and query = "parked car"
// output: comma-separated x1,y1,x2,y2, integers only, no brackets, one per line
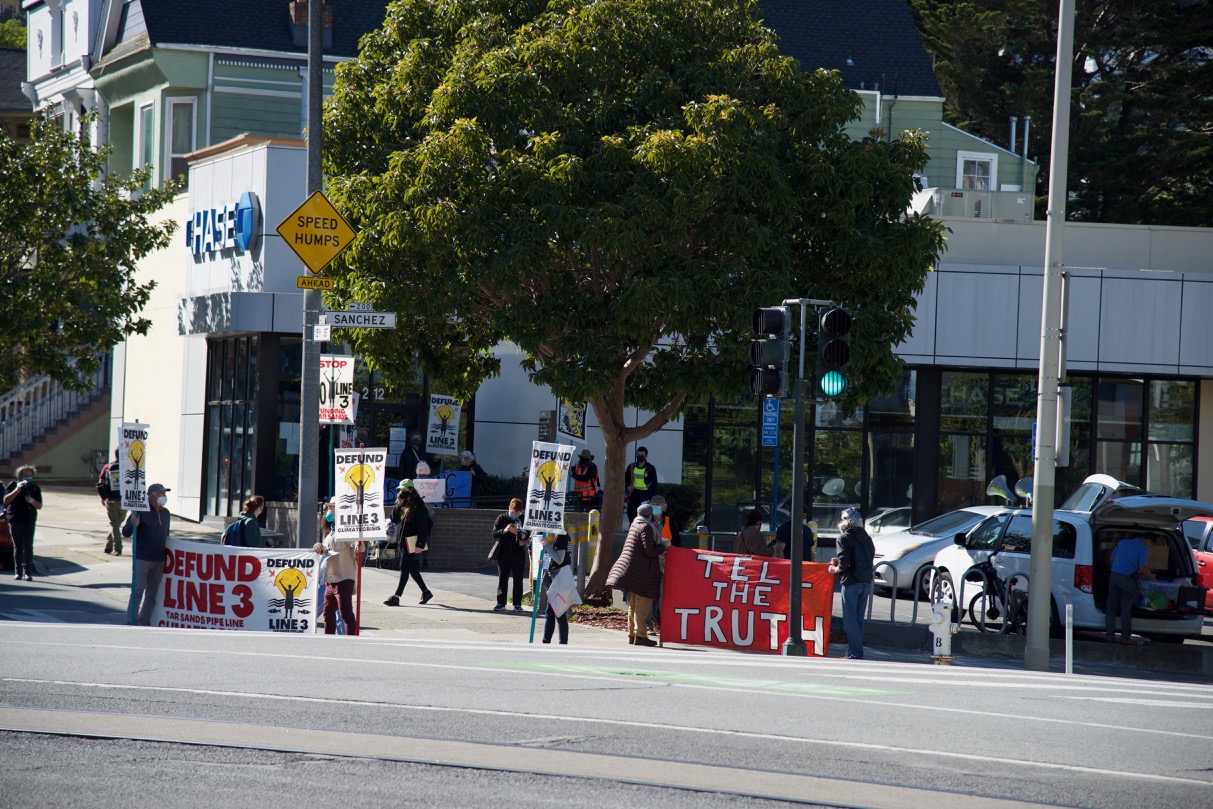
866,507,912,535
932,475,1211,642
1181,516,1213,602
872,506,1004,599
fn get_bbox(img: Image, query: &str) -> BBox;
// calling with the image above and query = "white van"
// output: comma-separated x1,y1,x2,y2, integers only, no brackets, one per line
932,475,1211,642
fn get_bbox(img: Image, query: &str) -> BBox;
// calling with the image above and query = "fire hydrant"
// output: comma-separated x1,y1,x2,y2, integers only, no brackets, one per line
928,599,959,665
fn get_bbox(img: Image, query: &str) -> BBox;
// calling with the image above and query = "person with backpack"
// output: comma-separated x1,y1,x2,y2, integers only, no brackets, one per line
97,450,124,555
220,496,267,547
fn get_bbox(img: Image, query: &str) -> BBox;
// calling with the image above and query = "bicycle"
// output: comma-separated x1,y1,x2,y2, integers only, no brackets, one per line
965,554,1029,635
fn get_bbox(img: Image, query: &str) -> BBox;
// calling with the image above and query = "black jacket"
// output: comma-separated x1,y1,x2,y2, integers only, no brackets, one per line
835,526,875,585
492,512,530,564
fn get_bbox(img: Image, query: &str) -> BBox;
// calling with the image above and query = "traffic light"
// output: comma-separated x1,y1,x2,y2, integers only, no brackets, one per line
750,306,790,397
816,307,852,398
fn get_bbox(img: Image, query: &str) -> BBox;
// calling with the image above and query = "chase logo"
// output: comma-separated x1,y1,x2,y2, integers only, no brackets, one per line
185,191,261,256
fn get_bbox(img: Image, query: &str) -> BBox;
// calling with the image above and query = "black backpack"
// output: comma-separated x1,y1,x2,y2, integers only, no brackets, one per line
220,519,244,547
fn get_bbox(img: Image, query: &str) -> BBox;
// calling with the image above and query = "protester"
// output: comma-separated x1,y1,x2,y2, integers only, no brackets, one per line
623,446,658,521
121,483,171,625
648,494,683,547
313,519,360,636
97,450,124,555
828,506,876,660
237,496,267,547
606,501,665,646
1105,533,1158,644
383,481,433,606
773,504,815,561
4,465,43,582
399,433,429,479
460,450,489,501
491,497,529,612
541,532,572,644
733,508,771,556
570,449,601,511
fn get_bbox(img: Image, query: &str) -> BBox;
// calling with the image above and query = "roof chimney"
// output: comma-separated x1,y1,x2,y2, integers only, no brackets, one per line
290,1,333,49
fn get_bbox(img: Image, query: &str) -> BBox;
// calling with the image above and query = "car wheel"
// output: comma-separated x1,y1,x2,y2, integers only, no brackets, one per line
934,571,960,622
915,567,936,601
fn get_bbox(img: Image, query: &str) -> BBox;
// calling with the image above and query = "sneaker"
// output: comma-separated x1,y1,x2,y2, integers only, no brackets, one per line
513,605,524,613
419,591,433,605
493,604,506,612
23,573,33,582
383,595,401,607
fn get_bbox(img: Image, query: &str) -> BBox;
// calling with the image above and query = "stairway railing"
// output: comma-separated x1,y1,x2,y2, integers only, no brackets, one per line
0,356,112,462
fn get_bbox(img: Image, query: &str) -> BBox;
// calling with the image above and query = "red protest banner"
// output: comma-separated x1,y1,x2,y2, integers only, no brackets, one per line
660,547,834,656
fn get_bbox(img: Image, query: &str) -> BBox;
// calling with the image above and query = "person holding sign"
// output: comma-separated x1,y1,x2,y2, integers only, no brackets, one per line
607,502,666,646
121,483,171,626
313,511,360,635
491,498,530,612
383,482,434,606
541,532,573,644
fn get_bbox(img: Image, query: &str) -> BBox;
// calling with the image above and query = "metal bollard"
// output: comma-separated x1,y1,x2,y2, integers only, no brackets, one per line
697,524,709,551
928,599,959,665
581,509,600,593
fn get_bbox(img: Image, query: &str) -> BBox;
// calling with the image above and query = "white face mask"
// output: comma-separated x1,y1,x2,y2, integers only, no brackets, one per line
155,496,168,507
509,511,520,520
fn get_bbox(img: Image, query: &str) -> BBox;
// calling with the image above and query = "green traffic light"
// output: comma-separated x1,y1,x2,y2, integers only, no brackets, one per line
819,370,847,397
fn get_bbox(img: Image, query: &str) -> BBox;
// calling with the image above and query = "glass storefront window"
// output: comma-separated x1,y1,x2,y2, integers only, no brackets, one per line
1147,443,1193,498
813,430,862,538
1149,380,1195,442
1095,440,1141,484
867,432,914,518
991,434,1032,492
939,433,987,511
274,340,302,502
866,370,916,431
205,336,258,518
940,372,988,432
991,374,1036,434
1097,380,1142,441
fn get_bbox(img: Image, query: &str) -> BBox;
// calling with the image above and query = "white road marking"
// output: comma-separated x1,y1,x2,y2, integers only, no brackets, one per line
1,684,1209,789
1063,696,1213,710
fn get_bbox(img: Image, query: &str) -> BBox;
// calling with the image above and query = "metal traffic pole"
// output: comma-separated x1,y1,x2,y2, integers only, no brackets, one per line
297,0,323,549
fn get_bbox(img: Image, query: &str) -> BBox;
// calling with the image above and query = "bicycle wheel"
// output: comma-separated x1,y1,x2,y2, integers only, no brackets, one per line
967,591,1005,633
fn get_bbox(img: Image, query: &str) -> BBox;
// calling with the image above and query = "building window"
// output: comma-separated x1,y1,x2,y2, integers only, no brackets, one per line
1146,380,1195,497
204,336,258,518
956,151,998,190
166,98,195,190
138,103,154,189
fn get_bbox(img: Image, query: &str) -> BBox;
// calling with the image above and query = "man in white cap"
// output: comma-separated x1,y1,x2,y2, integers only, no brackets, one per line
828,505,875,659
121,483,172,626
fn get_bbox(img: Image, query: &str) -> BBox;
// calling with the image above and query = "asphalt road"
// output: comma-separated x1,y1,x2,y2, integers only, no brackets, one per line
3,622,1212,809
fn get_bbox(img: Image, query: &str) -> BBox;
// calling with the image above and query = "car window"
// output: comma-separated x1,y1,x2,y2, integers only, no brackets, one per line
996,516,1077,559
913,510,987,537
966,514,1010,550
1181,519,1209,550
1059,482,1108,513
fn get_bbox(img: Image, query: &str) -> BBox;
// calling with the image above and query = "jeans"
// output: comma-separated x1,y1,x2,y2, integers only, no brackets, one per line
105,500,125,553
11,522,34,576
626,593,654,639
1105,572,1138,641
394,551,429,598
324,579,357,635
840,581,872,659
130,558,163,626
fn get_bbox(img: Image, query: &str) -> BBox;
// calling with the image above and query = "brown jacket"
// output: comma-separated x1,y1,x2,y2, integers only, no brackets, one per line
606,517,665,599
733,525,771,557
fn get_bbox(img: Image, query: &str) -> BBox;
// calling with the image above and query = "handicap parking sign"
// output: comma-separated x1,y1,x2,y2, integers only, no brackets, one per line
761,398,780,447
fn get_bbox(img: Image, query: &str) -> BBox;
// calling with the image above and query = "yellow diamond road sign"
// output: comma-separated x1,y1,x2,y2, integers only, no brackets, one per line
276,190,357,275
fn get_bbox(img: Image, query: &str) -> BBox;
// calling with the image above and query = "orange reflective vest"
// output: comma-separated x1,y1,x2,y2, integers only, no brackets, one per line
660,519,673,542
573,463,598,497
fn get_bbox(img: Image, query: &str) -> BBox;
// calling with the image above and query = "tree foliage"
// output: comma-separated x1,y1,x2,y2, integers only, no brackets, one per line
0,115,179,391
0,18,26,49
323,0,944,591
911,0,1213,226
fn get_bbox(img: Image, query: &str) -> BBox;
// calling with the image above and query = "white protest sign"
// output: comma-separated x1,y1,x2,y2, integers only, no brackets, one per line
319,354,356,425
119,422,150,511
523,441,575,533
151,538,320,633
333,447,388,541
426,394,461,454
412,478,445,504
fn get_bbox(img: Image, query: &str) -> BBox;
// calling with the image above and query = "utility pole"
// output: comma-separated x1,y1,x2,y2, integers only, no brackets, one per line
1026,0,1075,671
297,0,323,548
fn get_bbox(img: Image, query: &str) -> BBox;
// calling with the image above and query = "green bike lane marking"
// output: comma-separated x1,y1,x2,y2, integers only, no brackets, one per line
486,662,907,698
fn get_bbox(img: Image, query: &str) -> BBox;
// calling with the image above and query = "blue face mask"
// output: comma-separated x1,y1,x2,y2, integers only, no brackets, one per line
325,511,334,524
20,477,32,483
651,506,663,519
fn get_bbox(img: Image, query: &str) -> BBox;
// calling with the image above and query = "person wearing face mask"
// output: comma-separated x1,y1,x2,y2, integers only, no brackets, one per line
490,497,530,612
121,483,172,626
623,446,658,522
399,433,430,479
4,465,43,582
773,503,814,561
606,501,665,646
383,481,434,606
314,498,361,635
459,450,489,502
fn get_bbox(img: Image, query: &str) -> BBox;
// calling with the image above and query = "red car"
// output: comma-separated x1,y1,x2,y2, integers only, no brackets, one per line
1182,516,1213,605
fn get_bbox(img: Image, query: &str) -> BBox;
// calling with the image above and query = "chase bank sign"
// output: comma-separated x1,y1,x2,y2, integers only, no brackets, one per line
185,192,261,256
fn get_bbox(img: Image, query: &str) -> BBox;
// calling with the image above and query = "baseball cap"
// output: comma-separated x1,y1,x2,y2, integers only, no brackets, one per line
398,480,414,491
148,483,171,495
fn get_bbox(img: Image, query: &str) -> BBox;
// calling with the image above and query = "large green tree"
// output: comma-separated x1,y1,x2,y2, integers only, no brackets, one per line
323,0,944,592
0,115,178,391
911,0,1213,226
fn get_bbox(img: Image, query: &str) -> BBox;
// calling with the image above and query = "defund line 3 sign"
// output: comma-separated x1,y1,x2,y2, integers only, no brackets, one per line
276,190,358,275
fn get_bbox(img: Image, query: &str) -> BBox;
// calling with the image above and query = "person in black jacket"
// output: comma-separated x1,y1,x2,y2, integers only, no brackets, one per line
5,465,43,582
384,481,433,606
491,498,530,612
828,506,876,659
623,446,658,521
541,532,572,644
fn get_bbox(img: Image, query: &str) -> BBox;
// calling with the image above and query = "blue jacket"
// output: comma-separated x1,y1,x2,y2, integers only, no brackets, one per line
122,507,171,562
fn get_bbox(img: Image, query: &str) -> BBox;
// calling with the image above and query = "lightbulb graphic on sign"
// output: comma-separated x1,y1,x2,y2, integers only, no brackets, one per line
532,460,565,509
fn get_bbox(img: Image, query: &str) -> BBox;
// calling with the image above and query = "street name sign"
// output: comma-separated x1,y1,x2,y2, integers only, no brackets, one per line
297,275,335,290
276,190,357,275
328,311,397,329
